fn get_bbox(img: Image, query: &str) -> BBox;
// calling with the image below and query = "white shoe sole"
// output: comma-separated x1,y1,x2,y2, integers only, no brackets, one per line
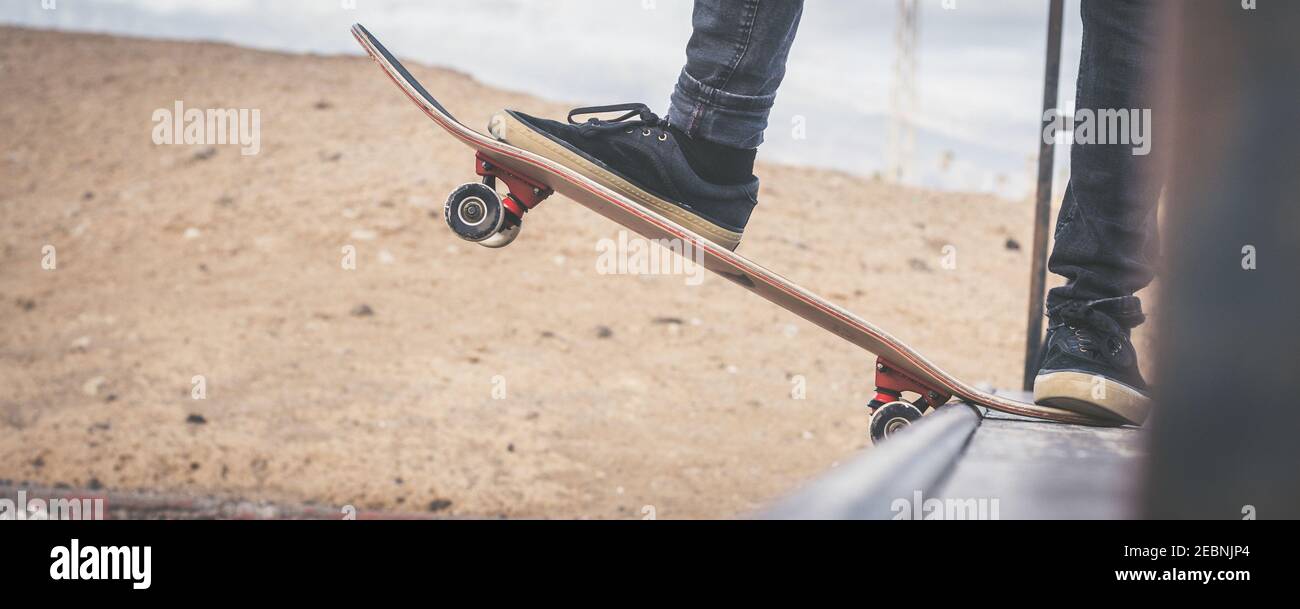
1033,370,1151,426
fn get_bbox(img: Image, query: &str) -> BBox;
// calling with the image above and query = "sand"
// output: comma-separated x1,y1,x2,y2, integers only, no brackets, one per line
0,27,1153,518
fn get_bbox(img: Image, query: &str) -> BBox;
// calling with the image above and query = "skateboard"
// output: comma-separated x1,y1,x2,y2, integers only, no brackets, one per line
350,24,1118,442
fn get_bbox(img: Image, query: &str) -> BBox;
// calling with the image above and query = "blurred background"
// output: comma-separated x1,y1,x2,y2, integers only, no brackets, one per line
2,0,1082,199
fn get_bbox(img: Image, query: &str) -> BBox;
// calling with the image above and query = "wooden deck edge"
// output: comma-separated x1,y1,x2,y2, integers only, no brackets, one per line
760,403,982,520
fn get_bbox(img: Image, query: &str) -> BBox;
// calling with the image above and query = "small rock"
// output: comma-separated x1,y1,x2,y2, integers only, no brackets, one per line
82,376,107,396
801,430,815,441
87,478,103,490
186,414,207,425
70,336,92,352
595,325,613,339
652,317,684,325
908,258,931,272
16,298,36,311
350,304,374,317
1005,238,1022,251
183,227,201,239
192,147,217,161
314,100,333,110
427,499,452,513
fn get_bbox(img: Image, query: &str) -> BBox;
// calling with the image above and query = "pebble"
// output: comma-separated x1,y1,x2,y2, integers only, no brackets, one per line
82,376,107,396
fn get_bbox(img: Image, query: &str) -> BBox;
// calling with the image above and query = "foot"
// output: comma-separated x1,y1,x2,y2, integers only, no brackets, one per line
490,103,758,251
1033,299,1151,425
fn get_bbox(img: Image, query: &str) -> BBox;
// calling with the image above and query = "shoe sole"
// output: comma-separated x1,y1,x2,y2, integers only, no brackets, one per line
493,112,744,251
1033,370,1151,426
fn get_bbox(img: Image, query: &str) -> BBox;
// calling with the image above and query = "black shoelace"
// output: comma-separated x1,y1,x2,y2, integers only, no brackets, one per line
1049,300,1142,360
568,103,670,137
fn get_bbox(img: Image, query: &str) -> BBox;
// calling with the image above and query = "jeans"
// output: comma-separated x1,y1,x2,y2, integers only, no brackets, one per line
670,0,1162,331
1045,0,1164,331
666,0,804,149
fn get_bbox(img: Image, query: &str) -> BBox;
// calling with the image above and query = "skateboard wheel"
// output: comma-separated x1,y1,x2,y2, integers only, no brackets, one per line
478,214,521,248
444,182,512,244
869,400,924,444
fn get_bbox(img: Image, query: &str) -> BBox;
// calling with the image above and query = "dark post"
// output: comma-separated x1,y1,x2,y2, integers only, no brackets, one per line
1021,0,1065,391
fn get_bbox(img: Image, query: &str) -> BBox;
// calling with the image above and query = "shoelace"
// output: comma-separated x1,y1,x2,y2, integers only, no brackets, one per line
568,103,670,139
1067,324,1125,357
1049,300,1140,359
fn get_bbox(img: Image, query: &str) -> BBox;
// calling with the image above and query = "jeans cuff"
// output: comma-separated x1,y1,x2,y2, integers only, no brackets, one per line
1049,296,1147,332
666,68,775,149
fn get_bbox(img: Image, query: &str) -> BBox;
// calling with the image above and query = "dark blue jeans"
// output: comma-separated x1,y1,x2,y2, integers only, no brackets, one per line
669,0,1162,331
1045,0,1163,331
666,0,804,149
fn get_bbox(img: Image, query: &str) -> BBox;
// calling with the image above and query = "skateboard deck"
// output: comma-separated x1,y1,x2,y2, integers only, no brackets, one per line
350,24,1116,438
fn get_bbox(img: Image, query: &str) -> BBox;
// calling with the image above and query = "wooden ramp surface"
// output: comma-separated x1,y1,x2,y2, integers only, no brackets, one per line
934,406,1144,519
764,393,1145,519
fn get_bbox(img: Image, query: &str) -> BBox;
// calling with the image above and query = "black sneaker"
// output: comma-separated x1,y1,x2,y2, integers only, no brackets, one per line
1033,297,1152,425
491,103,758,251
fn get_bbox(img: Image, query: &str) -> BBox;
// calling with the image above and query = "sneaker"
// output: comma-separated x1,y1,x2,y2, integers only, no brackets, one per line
1033,298,1152,425
491,103,758,251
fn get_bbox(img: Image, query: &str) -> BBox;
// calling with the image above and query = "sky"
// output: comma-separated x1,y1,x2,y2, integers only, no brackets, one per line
2,0,1084,199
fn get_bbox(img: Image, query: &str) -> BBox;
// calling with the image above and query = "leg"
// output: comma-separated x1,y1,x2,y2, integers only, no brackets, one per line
667,0,805,149
1035,0,1169,424
1045,0,1166,326
492,0,804,250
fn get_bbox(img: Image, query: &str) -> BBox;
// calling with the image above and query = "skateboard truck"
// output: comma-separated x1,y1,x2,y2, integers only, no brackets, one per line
867,357,953,443
443,152,553,248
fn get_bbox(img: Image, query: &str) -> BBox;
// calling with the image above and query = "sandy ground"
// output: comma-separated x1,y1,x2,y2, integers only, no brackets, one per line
0,27,1152,518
